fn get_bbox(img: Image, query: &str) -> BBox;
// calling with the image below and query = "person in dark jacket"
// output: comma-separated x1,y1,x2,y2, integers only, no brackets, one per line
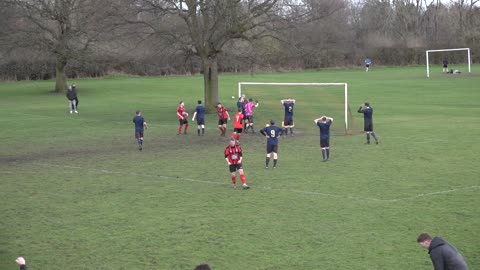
16,257,28,270
71,83,79,109
66,86,78,114
417,233,469,270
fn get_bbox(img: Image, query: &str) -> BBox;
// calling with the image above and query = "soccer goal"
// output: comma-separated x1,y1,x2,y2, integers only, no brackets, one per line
237,82,361,135
426,48,471,78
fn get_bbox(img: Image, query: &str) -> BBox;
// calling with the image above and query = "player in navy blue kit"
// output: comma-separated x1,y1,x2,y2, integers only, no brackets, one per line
357,102,378,144
192,100,206,136
133,110,148,150
314,116,333,161
260,120,284,168
281,98,295,136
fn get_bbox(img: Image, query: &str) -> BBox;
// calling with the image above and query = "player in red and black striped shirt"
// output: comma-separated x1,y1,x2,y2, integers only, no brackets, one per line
176,101,189,135
224,138,249,189
216,103,230,136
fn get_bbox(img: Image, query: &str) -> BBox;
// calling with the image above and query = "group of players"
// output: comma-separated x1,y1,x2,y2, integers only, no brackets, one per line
132,96,378,189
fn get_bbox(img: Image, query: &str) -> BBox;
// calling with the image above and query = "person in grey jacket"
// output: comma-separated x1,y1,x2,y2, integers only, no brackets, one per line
66,86,78,114
417,233,469,270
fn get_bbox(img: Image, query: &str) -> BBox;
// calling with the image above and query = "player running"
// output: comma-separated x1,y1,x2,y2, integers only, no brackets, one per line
314,116,333,161
281,98,295,136
244,98,259,133
260,120,283,169
365,57,371,72
216,103,230,136
133,110,148,151
357,102,379,144
192,100,206,136
176,101,189,135
224,138,249,189
231,108,244,141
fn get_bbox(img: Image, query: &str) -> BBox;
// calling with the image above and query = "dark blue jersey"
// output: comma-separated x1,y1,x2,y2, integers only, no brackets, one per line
133,115,145,131
237,100,246,114
358,107,373,122
195,105,206,119
261,125,283,145
283,102,294,117
317,120,332,138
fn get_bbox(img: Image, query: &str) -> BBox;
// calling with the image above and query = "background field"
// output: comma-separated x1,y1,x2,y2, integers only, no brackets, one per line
1,66,479,270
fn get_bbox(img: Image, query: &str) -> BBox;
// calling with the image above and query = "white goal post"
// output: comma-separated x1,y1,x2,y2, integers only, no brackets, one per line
238,82,349,134
426,48,471,78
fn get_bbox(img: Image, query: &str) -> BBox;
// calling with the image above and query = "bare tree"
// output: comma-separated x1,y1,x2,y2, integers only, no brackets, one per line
131,0,312,110
4,0,122,92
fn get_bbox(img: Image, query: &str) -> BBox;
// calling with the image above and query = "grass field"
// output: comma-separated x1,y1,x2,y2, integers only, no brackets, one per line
1,66,479,270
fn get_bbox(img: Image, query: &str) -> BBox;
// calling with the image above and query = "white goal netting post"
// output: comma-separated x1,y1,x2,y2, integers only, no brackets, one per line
238,82,349,134
426,48,471,78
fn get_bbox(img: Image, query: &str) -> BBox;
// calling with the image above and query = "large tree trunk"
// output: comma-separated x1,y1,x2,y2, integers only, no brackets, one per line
202,56,219,113
54,55,68,93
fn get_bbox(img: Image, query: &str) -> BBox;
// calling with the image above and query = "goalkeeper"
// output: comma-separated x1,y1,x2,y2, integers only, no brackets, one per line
244,98,259,133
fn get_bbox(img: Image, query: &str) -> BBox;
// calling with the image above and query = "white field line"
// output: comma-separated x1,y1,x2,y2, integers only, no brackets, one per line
27,163,480,203
387,185,480,202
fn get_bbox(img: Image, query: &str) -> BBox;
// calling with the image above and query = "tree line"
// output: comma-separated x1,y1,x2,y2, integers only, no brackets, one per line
0,0,479,107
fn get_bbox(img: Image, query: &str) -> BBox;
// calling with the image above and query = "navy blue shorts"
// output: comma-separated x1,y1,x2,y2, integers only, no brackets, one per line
284,116,294,126
266,144,278,153
364,122,373,132
135,131,144,139
320,137,330,148
196,118,205,125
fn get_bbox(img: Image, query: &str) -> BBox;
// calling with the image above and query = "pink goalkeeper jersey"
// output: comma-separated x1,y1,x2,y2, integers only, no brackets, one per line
244,102,256,116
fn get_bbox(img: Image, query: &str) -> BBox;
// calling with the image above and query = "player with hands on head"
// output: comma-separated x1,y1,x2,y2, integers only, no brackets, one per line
314,116,333,161
260,120,283,169
281,98,295,136
224,138,249,189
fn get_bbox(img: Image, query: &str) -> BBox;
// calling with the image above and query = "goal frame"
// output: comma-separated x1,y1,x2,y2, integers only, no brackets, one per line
426,48,471,78
238,82,349,134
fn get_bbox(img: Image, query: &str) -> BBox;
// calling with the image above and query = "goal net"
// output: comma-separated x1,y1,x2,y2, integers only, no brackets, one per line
237,82,362,136
426,48,471,78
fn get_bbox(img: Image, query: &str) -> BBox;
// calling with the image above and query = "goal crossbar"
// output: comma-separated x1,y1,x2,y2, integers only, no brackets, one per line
238,82,349,134
426,48,471,78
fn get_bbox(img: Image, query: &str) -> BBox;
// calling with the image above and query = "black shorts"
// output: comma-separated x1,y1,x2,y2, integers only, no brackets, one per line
229,163,243,172
284,116,294,126
135,131,144,139
320,137,330,148
234,128,243,133
364,122,373,132
196,118,205,125
266,144,278,153
443,64,448,68
366,64,370,68
218,118,227,125
246,115,254,123
179,119,188,125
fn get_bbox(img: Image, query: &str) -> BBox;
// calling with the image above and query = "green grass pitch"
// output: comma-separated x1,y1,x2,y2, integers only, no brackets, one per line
1,66,479,270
